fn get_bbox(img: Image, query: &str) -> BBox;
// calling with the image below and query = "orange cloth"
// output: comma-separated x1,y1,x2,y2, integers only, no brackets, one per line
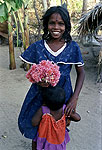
38,114,66,144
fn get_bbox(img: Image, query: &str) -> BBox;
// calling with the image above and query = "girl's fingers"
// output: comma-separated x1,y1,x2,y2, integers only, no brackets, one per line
64,105,69,114
68,108,73,117
68,107,73,117
65,104,75,117
65,106,71,117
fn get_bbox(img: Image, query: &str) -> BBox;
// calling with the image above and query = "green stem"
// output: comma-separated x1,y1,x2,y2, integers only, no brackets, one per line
12,11,19,47
17,10,25,49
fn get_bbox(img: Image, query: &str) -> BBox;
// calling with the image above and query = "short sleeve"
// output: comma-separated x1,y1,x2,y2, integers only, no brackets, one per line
56,41,84,67
19,43,36,64
72,42,84,67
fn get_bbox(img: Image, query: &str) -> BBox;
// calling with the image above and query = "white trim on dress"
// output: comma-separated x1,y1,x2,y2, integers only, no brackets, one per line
19,56,34,64
44,41,67,57
57,62,84,67
19,42,84,67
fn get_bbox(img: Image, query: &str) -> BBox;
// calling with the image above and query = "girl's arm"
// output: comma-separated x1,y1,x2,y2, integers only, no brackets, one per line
32,107,43,126
65,65,85,117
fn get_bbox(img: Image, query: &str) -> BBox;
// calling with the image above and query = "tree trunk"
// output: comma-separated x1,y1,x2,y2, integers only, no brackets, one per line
24,7,29,50
8,13,16,70
42,0,48,12
47,0,50,7
17,9,25,49
82,0,88,14
61,0,63,5
33,0,41,40
24,6,30,71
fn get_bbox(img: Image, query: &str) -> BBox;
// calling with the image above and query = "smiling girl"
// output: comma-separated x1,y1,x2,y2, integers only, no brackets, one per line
18,6,85,150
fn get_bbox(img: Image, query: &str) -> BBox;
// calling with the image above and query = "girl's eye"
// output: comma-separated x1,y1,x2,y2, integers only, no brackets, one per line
49,21,55,25
48,21,65,26
59,22,65,25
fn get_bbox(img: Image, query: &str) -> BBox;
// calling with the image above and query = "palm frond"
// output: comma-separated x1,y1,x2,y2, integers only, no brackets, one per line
76,3,102,36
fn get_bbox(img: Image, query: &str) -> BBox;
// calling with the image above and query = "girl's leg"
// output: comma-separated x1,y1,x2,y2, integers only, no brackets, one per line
70,112,81,121
32,140,37,150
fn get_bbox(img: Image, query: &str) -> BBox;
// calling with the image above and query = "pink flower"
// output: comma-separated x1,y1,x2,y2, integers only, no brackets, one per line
26,60,61,87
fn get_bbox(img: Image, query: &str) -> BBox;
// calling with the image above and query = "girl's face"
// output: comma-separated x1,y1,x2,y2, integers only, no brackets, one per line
48,13,65,40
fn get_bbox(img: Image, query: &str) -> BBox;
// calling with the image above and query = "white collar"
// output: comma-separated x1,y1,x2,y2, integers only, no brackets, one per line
44,41,67,57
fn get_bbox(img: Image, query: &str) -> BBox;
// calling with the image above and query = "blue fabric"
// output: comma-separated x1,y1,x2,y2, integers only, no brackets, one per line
18,40,84,139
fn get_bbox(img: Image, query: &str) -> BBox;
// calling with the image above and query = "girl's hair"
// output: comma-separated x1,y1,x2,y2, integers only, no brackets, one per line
42,6,72,42
41,85,65,111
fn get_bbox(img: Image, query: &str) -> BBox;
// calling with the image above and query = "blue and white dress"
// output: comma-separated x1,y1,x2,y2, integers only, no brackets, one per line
18,40,84,139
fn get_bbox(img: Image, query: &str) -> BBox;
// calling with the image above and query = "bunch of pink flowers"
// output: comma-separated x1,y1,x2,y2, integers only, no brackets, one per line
26,60,61,87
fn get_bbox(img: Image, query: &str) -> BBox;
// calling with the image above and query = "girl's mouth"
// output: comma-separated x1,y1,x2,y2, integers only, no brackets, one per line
52,31,60,36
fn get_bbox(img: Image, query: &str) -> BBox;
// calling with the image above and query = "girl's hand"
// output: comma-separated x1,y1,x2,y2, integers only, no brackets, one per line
37,81,50,87
65,66,85,117
65,95,78,117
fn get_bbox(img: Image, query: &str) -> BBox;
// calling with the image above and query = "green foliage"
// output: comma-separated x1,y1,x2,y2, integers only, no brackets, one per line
0,3,8,23
0,0,24,23
23,0,30,8
67,0,83,14
15,0,23,9
3,0,23,10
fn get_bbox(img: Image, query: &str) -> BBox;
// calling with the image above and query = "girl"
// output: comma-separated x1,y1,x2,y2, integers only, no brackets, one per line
18,6,85,149
32,85,80,150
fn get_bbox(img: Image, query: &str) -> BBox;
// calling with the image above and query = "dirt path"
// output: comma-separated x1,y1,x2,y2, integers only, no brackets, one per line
0,45,102,150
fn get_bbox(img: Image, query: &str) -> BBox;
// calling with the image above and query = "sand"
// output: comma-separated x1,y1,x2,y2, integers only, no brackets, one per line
0,43,102,150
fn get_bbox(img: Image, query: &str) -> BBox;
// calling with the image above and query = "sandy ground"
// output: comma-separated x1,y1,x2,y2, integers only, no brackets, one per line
0,43,102,150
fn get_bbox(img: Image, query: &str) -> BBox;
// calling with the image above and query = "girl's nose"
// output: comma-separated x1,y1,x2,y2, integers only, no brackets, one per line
54,23,59,29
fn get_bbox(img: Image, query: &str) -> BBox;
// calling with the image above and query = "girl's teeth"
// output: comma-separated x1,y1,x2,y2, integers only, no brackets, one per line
53,32,59,35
